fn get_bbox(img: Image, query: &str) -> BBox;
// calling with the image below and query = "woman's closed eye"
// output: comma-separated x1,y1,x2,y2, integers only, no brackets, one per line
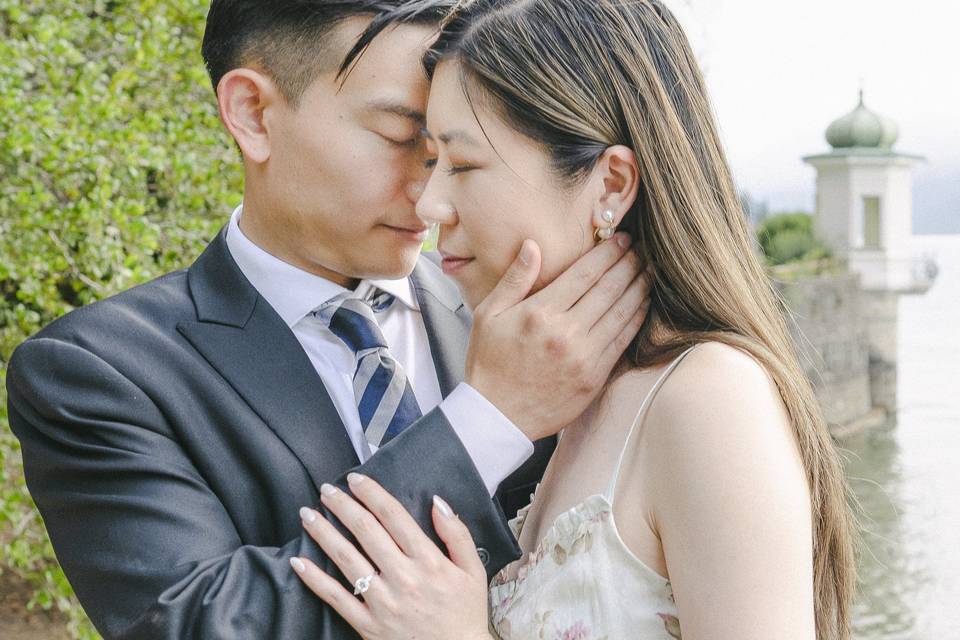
423,158,477,175
445,164,477,176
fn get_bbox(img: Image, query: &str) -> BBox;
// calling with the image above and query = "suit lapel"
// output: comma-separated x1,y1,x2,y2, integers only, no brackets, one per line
177,230,359,491
410,257,471,397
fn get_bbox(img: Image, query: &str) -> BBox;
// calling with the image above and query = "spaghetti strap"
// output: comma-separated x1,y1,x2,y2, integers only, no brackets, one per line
604,345,699,503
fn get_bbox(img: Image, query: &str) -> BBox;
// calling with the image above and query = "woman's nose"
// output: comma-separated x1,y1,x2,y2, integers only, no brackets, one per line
415,177,458,227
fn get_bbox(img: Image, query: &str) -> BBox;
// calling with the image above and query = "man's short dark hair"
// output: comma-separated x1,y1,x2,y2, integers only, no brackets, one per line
202,0,455,106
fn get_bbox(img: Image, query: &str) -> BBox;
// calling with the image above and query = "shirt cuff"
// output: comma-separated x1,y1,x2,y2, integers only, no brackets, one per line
439,383,535,497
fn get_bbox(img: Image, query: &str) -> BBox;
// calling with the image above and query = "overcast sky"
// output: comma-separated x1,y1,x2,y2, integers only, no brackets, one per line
668,0,960,233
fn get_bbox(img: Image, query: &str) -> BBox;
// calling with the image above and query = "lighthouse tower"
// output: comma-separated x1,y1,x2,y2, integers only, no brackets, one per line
803,91,933,293
803,91,937,412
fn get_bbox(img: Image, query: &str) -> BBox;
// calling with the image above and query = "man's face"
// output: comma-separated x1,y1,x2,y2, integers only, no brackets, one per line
249,19,435,284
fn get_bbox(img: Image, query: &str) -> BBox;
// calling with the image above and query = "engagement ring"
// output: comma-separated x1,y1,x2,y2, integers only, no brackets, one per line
353,574,375,596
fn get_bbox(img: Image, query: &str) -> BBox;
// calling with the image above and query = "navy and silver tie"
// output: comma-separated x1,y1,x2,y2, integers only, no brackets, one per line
314,290,422,449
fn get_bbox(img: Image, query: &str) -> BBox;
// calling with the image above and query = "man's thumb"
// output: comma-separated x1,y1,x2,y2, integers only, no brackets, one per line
482,239,541,315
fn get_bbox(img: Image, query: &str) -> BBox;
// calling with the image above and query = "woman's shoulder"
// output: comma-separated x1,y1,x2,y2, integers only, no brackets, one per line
612,341,779,416
627,340,809,537
631,341,798,480
652,341,784,423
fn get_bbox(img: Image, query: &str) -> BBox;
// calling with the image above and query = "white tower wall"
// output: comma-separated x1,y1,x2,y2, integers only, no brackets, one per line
805,154,925,292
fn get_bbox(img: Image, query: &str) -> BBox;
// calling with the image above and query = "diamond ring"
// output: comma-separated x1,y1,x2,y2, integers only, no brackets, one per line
353,574,376,596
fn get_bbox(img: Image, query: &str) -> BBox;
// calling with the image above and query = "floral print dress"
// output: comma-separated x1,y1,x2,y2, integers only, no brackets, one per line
489,347,697,640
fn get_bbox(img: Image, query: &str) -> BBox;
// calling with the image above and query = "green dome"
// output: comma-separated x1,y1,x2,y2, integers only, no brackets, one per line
826,91,899,149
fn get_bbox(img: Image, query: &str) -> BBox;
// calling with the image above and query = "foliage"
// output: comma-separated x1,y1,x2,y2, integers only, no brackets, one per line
756,211,832,266
0,1,242,636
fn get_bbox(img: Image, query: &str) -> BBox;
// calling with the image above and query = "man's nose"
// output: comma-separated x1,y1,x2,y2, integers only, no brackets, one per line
405,179,426,203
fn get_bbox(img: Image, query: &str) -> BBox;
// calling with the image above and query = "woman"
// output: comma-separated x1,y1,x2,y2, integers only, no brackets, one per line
290,0,857,638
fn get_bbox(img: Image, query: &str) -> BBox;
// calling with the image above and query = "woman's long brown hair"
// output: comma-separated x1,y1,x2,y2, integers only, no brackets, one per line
427,1,857,637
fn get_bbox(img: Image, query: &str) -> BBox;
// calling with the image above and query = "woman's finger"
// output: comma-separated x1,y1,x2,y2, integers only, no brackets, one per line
346,473,436,558
290,556,374,634
431,495,486,581
318,483,407,571
299,505,381,593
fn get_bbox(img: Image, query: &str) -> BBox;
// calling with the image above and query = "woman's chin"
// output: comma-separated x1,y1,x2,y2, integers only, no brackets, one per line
461,287,489,311
454,277,495,311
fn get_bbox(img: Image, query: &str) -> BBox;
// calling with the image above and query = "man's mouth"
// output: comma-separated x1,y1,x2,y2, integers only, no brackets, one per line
383,224,431,242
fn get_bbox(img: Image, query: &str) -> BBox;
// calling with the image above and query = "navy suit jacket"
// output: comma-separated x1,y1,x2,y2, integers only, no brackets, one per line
7,228,554,639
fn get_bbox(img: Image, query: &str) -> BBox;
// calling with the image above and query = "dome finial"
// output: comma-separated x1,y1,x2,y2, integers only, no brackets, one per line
825,86,899,150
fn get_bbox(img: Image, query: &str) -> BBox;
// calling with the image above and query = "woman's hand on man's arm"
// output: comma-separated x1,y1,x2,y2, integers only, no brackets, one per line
293,473,495,640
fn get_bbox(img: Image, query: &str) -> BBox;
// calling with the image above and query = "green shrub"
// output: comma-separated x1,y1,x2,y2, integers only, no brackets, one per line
1,1,242,636
756,212,831,266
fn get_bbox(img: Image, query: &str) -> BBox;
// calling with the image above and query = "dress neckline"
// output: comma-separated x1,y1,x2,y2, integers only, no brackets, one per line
492,346,700,593
492,489,671,592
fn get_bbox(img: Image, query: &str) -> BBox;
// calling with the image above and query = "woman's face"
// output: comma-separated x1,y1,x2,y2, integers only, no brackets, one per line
417,62,596,308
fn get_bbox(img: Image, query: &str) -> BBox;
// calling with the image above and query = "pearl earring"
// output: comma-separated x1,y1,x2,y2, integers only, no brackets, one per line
594,210,616,243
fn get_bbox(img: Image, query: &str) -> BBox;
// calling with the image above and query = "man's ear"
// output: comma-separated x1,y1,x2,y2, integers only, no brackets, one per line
216,68,283,164
589,145,641,229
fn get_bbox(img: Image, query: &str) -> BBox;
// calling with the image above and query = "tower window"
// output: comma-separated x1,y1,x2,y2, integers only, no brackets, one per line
862,196,882,249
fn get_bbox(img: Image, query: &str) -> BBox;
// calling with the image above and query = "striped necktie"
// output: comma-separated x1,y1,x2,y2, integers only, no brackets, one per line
313,289,423,449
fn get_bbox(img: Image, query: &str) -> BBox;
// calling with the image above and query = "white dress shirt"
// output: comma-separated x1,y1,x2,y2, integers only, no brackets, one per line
224,205,533,495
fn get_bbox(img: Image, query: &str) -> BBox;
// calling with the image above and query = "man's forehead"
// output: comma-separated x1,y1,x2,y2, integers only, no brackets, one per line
335,19,435,84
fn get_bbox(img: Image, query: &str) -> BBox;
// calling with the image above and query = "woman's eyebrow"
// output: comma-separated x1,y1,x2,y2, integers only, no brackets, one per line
421,128,479,145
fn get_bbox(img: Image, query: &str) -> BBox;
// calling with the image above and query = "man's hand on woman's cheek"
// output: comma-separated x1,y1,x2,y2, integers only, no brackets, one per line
465,233,652,442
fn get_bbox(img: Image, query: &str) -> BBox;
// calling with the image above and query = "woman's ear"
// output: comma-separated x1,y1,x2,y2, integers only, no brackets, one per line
590,145,641,230
216,68,282,164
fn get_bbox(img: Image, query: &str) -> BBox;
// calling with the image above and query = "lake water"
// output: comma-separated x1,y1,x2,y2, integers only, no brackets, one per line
839,235,960,638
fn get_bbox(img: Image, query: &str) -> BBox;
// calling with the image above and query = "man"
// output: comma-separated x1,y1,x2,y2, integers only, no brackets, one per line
7,1,648,638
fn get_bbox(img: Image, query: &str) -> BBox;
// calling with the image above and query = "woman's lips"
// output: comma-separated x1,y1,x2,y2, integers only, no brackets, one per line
439,252,475,275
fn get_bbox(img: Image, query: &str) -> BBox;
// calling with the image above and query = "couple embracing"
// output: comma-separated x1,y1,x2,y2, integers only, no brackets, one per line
7,1,856,639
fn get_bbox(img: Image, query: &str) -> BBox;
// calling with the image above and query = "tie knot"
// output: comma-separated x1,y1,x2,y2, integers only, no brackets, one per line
314,291,396,355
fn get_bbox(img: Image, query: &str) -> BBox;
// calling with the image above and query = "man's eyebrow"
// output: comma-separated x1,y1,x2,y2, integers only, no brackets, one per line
366,100,426,125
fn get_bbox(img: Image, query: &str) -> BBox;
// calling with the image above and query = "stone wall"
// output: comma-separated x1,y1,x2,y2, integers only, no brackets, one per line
860,290,900,411
775,272,874,427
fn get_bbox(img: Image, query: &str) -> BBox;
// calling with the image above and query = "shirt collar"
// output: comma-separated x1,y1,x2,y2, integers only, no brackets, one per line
224,205,420,328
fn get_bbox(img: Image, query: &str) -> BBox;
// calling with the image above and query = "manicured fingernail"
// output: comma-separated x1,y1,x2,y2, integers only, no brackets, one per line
433,495,454,518
320,483,338,497
347,472,366,486
290,557,306,573
299,507,317,524
616,233,632,249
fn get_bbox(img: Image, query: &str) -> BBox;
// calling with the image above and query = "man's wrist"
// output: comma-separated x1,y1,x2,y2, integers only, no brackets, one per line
439,384,534,496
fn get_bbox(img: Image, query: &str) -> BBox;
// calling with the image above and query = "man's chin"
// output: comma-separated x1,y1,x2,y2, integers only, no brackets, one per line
355,251,422,282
